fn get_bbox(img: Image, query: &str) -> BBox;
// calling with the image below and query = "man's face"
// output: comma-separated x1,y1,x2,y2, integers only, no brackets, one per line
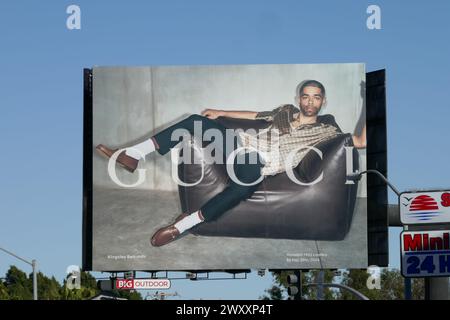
299,86,325,117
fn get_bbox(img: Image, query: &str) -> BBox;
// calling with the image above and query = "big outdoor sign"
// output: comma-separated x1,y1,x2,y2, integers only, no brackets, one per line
401,230,450,277
400,191,450,225
115,278,171,290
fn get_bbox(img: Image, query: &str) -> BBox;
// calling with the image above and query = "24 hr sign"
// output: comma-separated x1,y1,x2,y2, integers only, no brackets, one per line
401,230,450,278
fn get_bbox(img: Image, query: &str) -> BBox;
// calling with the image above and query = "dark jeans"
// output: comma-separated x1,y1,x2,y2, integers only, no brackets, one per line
152,114,264,222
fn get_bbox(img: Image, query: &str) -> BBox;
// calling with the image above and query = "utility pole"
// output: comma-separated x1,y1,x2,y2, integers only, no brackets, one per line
316,270,324,300
0,246,38,300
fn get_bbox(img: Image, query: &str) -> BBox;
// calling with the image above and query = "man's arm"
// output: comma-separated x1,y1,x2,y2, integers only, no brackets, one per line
352,124,366,149
201,108,258,120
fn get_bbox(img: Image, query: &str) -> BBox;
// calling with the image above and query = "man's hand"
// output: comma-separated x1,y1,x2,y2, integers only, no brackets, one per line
201,108,225,119
352,124,366,149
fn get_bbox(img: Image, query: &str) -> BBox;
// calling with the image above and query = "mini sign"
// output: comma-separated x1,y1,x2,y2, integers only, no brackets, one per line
400,191,450,224
115,279,171,290
401,230,450,277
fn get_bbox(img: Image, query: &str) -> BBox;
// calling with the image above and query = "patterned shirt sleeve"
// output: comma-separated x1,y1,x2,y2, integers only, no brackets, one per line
255,105,284,121
255,110,274,121
319,115,342,133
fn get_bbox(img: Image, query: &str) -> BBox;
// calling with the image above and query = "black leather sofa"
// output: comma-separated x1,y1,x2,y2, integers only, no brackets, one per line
177,117,359,241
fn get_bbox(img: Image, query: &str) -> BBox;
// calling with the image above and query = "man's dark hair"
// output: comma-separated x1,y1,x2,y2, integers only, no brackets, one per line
297,80,326,98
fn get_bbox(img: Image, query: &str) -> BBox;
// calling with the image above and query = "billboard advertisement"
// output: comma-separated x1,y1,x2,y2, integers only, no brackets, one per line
84,63,368,271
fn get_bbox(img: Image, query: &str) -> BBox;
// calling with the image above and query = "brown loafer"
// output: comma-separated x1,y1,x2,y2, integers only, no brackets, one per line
95,144,139,173
150,213,189,247
151,225,181,247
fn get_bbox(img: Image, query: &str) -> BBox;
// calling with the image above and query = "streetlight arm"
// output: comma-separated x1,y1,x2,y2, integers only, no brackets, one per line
0,246,38,300
347,169,401,196
0,246,32,266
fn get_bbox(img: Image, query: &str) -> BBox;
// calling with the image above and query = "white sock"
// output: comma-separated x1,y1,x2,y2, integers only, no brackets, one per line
174,210,204,234
125,138,156,160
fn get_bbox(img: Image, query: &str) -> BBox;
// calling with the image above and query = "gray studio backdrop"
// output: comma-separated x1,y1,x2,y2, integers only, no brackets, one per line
92,63,367,271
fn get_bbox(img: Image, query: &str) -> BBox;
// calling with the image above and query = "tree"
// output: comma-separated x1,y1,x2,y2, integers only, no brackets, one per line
111,289,142,300
0,280,10,300
262,268,425,300
261,270,339,300
5,266,64,300
303,270,339,300
36,272,62,300
339,269,378,300
4,266,32,300
2,265,143,300
61,270,100,300
411,278,425,300
61,271,142,300
339,268,425,300
260,284,284,300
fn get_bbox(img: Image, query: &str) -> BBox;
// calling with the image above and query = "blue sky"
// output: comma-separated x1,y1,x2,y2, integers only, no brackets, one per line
0,1,449,299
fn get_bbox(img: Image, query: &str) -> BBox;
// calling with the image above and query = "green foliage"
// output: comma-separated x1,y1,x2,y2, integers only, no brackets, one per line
303,270,338,300
5,266,33,300
110,289,142,300
0,280,10,300
259,285,284,300
80,270,98,290
1,265,142,300
264,268,426,300
36,272,62,300
339,268,425,300
264,270,339,300
411,278,425,300
61,270,101,300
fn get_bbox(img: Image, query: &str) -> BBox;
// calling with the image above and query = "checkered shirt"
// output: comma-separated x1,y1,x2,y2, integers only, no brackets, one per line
237,123,341,176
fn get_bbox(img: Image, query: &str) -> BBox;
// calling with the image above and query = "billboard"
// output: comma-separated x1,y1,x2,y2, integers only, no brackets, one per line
83,63,369,271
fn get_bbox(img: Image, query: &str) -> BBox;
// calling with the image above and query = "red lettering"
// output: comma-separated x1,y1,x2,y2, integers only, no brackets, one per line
116,279,133,289
441,193,450,207
445,233,449,250
423,234,429,250
403,234,422,251
131,280,169,288
430,236,443,250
